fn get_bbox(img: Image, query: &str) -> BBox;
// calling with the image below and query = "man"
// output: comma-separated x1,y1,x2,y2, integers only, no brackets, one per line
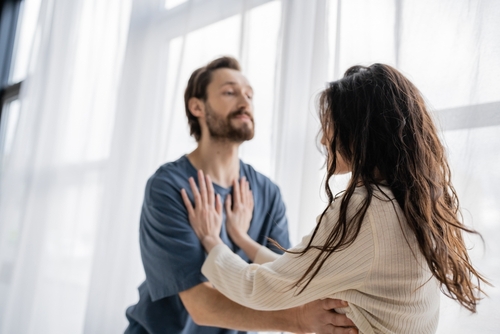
125,57,357,334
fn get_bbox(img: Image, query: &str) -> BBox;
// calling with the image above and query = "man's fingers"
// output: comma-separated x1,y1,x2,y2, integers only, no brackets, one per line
327,312,356,328
180,189,194,216
321,299,356,330
322,324,356,334
322,298,348,311
332,326,357,334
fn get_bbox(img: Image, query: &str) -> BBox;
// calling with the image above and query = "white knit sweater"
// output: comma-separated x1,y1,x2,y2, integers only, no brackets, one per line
202,186,440,334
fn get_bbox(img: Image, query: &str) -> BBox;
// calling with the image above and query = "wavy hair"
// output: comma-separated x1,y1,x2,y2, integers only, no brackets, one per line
288,63,488,312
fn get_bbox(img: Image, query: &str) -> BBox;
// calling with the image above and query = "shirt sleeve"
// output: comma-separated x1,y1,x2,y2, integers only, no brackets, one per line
201,197,375,311
139,171,207,301
265,185,291,252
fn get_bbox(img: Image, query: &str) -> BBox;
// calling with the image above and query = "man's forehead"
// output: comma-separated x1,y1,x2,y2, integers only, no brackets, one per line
210,68,251,88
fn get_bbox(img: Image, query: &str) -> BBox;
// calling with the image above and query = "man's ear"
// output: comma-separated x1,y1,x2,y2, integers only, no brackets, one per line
188,97,205,118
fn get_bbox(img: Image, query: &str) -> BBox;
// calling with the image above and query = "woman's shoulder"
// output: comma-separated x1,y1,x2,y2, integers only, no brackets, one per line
324,184,399,224
348,184,397,207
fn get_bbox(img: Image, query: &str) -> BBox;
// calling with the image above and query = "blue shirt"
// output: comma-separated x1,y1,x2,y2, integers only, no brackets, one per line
125,155,290,334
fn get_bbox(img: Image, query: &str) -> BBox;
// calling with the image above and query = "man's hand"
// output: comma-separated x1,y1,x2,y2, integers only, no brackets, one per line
180,283,357,334
226,177,254,244
296,299,358,334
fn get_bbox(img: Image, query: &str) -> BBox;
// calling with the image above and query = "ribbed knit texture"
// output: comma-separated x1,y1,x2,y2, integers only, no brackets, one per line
202,186,440,334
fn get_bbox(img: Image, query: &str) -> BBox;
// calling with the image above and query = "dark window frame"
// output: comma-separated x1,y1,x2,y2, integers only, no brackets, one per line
0,0,23,123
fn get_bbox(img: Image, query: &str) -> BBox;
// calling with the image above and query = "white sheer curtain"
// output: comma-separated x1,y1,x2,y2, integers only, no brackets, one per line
0,0,499,333
0,0,133,332
325,0,500,332
271,0,328,244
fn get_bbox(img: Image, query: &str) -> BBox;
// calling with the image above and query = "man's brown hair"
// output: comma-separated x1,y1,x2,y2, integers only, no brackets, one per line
184,56,241,141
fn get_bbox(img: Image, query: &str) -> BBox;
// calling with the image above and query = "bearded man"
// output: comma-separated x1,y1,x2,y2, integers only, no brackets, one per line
125,57,357,334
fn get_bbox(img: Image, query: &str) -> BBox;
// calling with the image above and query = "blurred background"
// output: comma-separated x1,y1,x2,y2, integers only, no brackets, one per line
0,0,498,333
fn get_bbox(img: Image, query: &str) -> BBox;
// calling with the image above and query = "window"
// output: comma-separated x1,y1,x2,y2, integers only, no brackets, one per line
164,0,188,10
0,94,20,173
326,1,500,332
159,0,281,177
0,0,22,170
0,0,41,170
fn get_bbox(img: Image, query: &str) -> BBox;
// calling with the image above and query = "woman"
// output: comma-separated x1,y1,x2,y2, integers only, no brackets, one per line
180,64,487,333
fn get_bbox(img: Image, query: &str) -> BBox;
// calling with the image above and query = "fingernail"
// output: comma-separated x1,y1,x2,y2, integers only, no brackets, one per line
342,300,348,306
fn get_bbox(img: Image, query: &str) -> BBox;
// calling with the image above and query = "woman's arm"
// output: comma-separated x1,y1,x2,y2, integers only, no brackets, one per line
201,227,373,312
183,169,374,312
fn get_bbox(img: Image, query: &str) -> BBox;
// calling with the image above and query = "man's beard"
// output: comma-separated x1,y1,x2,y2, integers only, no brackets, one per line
205,102,255,142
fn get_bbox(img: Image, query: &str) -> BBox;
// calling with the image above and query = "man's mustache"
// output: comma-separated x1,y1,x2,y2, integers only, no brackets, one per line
229,110,254,122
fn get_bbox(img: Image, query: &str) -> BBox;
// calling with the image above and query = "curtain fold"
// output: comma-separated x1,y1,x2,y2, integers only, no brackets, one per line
83,1,178,332
0,0,132,332
272,0,329,243
326,1,500,332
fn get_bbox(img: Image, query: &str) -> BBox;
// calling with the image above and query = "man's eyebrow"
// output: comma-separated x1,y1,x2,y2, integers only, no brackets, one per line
219,81,254,92
219,81,238,87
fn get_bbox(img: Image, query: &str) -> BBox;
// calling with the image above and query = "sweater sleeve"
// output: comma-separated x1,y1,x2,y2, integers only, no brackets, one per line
253,246,280,264
201,196,376,311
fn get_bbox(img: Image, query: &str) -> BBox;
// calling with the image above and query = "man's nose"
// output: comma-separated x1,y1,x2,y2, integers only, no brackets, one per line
238,95,253,113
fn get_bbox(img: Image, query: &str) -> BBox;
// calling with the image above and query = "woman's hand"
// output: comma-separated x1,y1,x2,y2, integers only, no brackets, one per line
225,177,261,261
225,177,254,245
181,170,223,252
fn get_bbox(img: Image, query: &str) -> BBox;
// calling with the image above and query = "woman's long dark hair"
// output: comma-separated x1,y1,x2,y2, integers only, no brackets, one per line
288,63,488,312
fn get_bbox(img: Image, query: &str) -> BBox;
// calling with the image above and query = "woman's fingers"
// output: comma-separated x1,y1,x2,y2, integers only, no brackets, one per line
189,173,251,215
241,178,252,210
189,171,219,210
229,178,253,213
180,188,194,216
188,177,201,207
215,194,222,215
225,194,232,214
205,174,215,207
232,178,241,205
248,189,253,208
233,177,252,205
197,170,207,204
240,177,248,203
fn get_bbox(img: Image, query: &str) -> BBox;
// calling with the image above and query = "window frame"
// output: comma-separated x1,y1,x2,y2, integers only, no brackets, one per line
0,0,23,134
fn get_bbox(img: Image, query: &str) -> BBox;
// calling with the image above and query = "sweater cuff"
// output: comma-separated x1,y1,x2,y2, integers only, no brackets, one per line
202,243,232,277
254,246,280,264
